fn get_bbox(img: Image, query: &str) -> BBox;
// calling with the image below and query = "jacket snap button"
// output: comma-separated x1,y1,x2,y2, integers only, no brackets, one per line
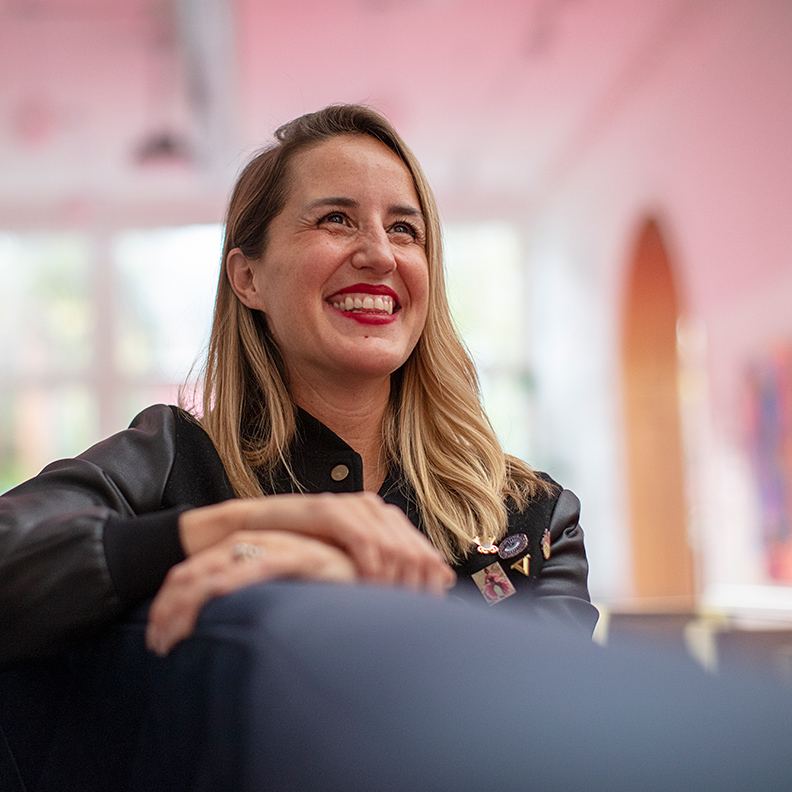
330,464,349,482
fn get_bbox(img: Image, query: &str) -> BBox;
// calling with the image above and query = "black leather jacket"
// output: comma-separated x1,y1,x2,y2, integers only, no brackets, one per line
0,405,597,666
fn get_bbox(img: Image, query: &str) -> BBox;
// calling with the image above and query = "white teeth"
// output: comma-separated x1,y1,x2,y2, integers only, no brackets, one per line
331,293,395,315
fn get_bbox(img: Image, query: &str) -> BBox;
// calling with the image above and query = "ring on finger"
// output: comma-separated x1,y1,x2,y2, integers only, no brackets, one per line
232,542,263,562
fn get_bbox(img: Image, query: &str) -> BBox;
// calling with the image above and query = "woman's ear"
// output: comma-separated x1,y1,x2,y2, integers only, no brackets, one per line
226,248,266,311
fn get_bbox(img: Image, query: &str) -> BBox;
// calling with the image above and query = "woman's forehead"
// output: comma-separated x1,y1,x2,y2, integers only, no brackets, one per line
287,135,419,204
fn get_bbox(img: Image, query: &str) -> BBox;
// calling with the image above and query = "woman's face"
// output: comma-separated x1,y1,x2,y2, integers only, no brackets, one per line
232,134,429,393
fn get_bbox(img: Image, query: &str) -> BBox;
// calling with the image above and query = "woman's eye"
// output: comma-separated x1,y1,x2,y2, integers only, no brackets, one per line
391,222,418,238
320,212,348,226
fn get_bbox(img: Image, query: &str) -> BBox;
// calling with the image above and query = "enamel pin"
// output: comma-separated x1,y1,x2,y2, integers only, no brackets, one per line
542,529,551,560
510,554,531,577
472,562,516,605
473,535,499,554
497,533,528,560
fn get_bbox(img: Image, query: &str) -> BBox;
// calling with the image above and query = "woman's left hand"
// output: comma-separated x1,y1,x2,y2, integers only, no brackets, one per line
145,530,357,656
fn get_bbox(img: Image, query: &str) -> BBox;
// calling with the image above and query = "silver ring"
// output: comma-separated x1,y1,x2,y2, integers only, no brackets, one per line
231,542,263,562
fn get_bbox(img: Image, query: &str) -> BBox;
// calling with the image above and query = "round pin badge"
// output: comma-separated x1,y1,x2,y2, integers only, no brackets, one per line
498,533,528,559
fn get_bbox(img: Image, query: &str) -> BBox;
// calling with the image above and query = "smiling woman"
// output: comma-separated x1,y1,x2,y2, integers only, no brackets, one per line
0,105,597,666
225,134,430,423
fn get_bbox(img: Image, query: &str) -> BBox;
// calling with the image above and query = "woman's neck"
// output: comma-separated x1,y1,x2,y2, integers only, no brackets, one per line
290,374,390,493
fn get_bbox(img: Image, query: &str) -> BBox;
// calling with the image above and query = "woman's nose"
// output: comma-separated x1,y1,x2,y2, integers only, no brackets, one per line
350,228,397,273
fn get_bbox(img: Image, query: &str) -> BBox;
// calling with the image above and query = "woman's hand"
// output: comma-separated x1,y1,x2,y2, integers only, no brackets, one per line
178,492,456,594
149,493,455,655
146,530,357,656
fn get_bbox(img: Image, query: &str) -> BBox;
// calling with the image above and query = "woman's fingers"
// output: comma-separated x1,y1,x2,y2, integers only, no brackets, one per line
177,491,456,595
366,501,456,594
240,492,455,590
146,531,357,656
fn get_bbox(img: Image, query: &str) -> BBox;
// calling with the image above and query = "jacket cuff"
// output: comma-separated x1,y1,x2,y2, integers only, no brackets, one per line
103,507,189,604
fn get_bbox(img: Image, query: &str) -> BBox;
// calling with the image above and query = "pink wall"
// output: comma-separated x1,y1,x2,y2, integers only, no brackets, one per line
523,0,792,610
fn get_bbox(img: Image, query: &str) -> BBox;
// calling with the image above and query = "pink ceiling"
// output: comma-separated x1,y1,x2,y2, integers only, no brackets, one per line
0,0,675,225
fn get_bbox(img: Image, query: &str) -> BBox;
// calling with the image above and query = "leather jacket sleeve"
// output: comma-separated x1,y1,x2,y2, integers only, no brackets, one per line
0,405,187,667
531,489,599,636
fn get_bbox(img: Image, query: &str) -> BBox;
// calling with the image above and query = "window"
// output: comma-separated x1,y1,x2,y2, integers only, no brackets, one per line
444,222,532,460
0,226,221,491
0,232,96,492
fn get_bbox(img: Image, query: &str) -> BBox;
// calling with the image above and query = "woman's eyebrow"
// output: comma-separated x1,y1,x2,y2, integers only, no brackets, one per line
390,204,425,223
307,196,358,210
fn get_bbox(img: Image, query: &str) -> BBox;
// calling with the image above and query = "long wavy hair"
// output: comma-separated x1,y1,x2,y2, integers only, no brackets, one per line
195,104,550,562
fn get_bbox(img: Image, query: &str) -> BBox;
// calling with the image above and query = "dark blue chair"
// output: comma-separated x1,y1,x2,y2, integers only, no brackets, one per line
2,583,792,791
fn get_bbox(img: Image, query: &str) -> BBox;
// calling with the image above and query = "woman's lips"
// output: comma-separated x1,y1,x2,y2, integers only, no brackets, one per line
337,309,398,326
331,283,399,300
326,284,400,323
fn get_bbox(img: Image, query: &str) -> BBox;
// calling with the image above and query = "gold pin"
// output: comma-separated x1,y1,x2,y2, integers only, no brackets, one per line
510,554,531,576
542,529,551,560
473,535,499,554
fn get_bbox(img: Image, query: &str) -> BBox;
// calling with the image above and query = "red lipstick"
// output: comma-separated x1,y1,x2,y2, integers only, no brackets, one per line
327,283,400,325
343,312,397,325
328,283,399,303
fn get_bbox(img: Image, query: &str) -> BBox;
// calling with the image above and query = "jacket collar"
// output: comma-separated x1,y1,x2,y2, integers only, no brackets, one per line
257,407,420,530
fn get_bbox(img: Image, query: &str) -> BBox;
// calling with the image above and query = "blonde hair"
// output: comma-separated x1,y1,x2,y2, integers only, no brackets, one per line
195,104,550,562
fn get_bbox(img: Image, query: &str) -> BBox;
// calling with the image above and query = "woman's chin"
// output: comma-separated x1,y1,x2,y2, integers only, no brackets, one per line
323,343,409,384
